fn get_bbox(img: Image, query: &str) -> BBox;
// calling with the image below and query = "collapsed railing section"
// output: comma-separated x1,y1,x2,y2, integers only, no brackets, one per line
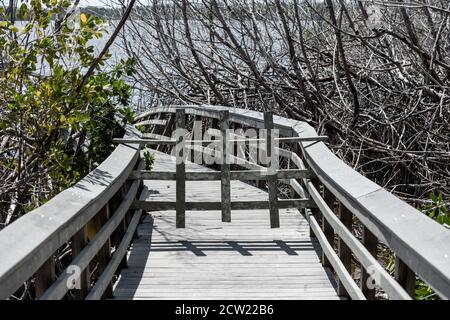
131,105,450,301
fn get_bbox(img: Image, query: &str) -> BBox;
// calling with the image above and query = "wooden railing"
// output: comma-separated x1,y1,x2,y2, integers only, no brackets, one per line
0,105,449,300
0,126,147,300
130,105,450,300
116,110,320,229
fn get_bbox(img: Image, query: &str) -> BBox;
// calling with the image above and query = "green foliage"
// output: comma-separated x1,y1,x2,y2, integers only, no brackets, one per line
0,1,135,217
415,280,437,300
135,124,145,133
386,252,438,300
421,192,450,226
412,192,449,300
119,106,136,125
143,151,155,171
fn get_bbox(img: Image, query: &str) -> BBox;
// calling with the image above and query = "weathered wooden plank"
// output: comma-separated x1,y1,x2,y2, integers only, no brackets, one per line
133,199,316,212
113,150,339,300
159,113,175,152
136,105,450,298
322,187,335,269
86,188,149,300
264,112,279,229
39,180,141,300
306,181,411,299
115,137,326,147
220,110,231,222
0,127,141,300
114,138,177,145
394,256,416,298
141,133,171,140
307,213,365,300
35,258,56,299
70,226,89,299
130,169,314,181
175,109,186,228
93,203,113,299
118,182,132,270
360,226,378,299
135,119,167,126
337,203,352,297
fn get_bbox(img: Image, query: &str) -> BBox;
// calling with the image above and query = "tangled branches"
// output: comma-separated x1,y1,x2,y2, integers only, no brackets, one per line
121,0,450,204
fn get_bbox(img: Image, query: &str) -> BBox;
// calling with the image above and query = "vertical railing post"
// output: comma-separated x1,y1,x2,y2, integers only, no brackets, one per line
255,126,265,189
176,109,186,228
118,184,129,270
152,112,165,144
220,110,231,222
35,257,55,299
166,114,177,154
193,115,203,165
395,256,416,298
310,179,328,261
71,226,90,299
297,149,318,239
264,112,279,228
160,113,174,152
360,226,378,299
322,188,335,269
94,203,113,298
289,143,299,199
337,203,352,297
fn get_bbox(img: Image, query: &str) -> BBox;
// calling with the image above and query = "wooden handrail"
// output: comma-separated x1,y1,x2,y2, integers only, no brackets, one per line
1,104,449,300
129,169,315,181
113,136,328,145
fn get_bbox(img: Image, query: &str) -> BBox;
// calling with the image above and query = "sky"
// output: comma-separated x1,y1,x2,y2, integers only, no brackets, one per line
80,0,107,6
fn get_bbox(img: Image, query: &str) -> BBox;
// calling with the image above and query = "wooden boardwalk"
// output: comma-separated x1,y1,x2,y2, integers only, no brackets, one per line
113,151,339,300
3,106,448,300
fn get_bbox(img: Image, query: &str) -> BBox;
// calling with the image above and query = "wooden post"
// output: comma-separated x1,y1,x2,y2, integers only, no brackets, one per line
289,143,299,199
176,109,186,228
395,256,416,298
264,112,279,228
337,203,352,297
309,179,322,239
302,141,318,239
160,113,174,152
118,185,128,271
211,117,219,129
166,114,177,154
153,113,165,150
94,203,113,298
193,115,203,165
256,125,265,190
360,226,378,299
322,187,335,269
35,257,55,299
71,226,90,299
220,110,231,222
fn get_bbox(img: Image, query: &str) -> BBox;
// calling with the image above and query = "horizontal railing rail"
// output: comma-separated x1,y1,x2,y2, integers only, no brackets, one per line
134,105,450,300
113,136,328,145
129,169,314,181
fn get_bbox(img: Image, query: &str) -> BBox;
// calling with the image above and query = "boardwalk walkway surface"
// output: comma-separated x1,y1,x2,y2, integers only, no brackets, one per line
113,151,339,300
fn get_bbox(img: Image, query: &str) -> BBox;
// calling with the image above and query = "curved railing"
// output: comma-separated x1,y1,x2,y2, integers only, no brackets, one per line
0,125,146,300
0,105,449,300
133,105,450,300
